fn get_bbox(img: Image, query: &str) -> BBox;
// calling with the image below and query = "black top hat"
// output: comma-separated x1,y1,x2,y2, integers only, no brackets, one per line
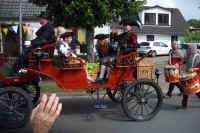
94,34,109,40
38,11,49,19
119,18,141,28
60,32,73,39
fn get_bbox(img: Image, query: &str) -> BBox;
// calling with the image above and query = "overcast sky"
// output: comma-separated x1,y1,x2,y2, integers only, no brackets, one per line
145,0,200,20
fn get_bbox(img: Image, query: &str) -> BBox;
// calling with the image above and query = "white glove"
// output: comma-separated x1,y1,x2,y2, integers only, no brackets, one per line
24,41,31,46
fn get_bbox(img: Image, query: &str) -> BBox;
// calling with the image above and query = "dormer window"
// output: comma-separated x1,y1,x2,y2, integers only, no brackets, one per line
158,13,169,26
144,13,156,25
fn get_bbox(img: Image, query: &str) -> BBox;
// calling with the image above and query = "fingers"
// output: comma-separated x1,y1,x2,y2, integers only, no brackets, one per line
56,103,62,117
38,94,47,113
50,96,59,115
30,104,39,121
44,93,56,113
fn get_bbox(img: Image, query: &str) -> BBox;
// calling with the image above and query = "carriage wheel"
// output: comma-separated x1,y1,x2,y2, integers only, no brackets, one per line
106,83,126,103
0,87,33,129
24,85,40,106
121,79,163,121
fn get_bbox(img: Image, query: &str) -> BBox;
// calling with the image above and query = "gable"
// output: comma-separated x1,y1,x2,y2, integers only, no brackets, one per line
134,6,187,36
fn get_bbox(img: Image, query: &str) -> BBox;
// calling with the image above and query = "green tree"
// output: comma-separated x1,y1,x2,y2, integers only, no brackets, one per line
32,0,145,62
187,19,200,28
184,31,200,42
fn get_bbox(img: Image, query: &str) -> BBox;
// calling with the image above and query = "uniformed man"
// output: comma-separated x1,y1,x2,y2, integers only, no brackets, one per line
166,42,184,98
110,18,140,56
25,12,56,53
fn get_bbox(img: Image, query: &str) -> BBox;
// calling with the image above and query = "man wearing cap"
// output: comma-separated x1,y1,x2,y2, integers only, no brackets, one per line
25,12,56,53
111,18,140,55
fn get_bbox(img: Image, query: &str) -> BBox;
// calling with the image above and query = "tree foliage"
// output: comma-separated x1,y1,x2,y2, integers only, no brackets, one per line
184,31,200,41
187,19,200,28
32,0,145,28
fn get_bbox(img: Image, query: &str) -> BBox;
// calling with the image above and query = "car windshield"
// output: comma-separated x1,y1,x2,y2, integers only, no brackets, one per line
140,42,150,46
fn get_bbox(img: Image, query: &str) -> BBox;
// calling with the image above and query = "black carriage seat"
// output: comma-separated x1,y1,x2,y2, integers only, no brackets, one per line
30,44,55,60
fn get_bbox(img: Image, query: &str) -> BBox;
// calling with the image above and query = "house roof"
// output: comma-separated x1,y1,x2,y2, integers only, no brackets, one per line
0,0,46,21
133,5,188,36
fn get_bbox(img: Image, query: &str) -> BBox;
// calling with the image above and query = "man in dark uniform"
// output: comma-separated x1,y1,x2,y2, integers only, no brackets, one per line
25,12,56,54
110,18,141,56
14,12,56,73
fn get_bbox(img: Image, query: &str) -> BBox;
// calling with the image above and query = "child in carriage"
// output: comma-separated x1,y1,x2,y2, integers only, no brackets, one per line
58,32,94,83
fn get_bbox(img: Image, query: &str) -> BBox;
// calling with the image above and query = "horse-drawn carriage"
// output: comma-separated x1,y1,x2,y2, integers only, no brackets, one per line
0,43,163,129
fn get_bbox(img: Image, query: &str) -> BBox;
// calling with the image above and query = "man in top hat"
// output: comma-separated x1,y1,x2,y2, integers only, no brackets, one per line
25,11,56,53
111,18,141,55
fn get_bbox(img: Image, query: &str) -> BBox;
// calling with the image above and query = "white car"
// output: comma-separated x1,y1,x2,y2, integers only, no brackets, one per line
138,42,171,57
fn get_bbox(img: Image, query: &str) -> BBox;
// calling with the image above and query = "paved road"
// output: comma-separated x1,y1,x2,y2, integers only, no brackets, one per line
2,94,200,133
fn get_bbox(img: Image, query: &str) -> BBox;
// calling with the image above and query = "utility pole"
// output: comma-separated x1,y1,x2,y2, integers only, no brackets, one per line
18,0,23,56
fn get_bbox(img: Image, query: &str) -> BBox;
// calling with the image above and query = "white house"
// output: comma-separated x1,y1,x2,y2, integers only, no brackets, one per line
134,5,187,46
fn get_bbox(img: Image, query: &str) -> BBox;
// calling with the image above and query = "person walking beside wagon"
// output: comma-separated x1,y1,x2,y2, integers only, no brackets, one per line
166,42,184,98
178,45,200,109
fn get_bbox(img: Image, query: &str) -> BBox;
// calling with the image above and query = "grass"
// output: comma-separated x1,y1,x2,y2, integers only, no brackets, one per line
40,84,89,93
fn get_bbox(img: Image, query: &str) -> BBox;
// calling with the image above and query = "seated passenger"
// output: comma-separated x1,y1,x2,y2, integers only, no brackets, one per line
59,32,77,57
25,12,56,55
95,34,115,84
13,12,56,73
59,32,94,83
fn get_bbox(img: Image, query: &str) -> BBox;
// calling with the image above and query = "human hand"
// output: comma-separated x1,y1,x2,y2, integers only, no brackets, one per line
30,94,62,133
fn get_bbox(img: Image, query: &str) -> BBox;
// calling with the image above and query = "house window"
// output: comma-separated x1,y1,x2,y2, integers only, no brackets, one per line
158,14,169,26
144,13,156,25
147,35,154,41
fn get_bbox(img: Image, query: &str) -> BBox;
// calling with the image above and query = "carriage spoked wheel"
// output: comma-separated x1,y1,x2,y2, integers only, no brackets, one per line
0,86,33,129
121,79,163,121
106,83,126,103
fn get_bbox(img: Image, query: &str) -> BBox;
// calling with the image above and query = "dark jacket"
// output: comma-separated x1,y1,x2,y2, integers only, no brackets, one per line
119,31,138,55
31,22,56,48
96,44,115,59
111,31,138,55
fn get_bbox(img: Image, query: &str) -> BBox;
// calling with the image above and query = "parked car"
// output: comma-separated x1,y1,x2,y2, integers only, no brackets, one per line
138,42,171,57
178,43,200,59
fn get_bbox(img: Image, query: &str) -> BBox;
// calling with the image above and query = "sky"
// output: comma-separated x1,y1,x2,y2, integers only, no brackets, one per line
145,0,200,20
